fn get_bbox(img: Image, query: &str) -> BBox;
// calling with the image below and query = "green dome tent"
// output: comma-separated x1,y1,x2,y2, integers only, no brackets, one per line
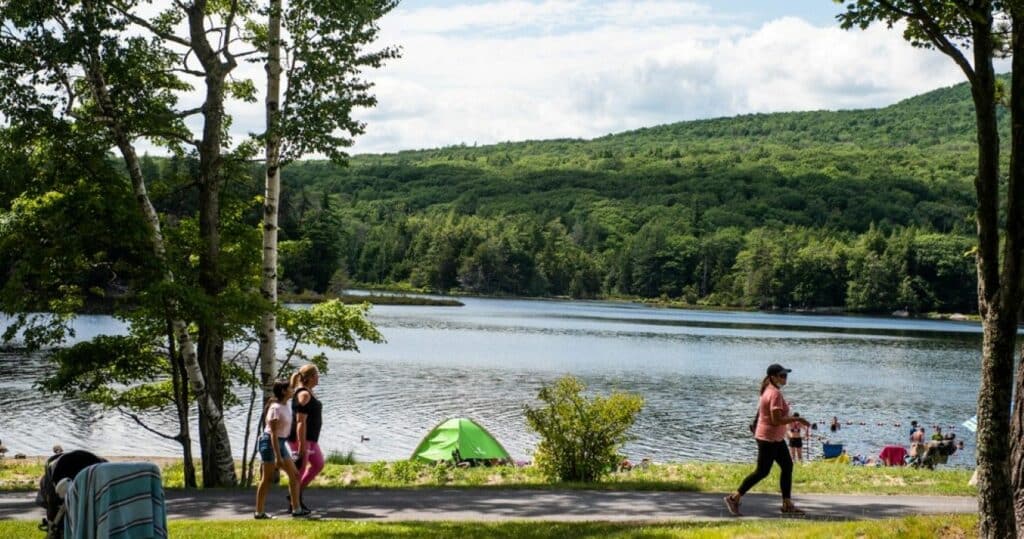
410,417,511,463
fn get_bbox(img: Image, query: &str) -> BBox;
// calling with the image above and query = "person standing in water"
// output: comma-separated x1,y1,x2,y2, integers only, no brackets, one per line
787,412,807,462
287,364,325,513
724,364,810,517
910,426,926,460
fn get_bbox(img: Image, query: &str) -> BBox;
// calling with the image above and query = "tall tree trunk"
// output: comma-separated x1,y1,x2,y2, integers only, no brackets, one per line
77,14,215,488
1007,12,1024,536
167,320,197,488
969,13,1018,538
120,122,229,485
196,167,235,487
259,0,283,401
195,175,236,487
240,356,262,487
186,0,239,488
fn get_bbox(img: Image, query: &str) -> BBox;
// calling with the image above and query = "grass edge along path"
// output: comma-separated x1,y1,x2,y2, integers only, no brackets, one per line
0,459,976,496
0,514,979,538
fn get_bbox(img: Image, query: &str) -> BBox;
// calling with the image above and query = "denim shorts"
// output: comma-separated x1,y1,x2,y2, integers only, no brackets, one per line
258,433,292,463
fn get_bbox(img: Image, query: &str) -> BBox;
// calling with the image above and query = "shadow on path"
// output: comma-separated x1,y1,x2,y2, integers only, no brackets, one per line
0,489,976,522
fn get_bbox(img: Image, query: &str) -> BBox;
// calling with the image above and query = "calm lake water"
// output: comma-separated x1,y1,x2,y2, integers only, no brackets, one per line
1,297,985,466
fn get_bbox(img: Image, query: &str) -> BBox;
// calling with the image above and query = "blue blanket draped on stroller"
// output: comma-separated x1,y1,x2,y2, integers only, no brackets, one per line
64,462,167,539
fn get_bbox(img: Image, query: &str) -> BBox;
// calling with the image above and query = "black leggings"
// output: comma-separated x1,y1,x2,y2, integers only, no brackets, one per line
738,440,793,499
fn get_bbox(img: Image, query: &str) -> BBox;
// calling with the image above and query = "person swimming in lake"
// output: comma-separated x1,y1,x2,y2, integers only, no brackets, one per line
830,416,840,433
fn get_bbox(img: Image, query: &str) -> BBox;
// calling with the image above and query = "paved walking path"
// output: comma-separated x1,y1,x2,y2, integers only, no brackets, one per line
0,489,976,522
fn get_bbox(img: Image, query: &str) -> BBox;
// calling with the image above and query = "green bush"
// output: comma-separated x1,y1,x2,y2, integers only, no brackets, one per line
430,463,451,485
367,460,427,484
524,375,644,482
368,461,388,482
390,460,421,483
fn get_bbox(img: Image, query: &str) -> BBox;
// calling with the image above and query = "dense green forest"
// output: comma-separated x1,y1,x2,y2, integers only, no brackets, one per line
1,79,992,314
267,79,985,313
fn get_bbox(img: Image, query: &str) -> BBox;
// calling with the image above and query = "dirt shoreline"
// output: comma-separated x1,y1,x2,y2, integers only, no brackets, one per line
11,455,182,466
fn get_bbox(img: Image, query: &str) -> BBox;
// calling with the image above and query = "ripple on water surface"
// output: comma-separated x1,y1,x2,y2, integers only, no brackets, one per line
0,301,982,465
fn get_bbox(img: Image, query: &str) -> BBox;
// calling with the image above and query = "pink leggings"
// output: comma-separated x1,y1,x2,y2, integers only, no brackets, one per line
286,440,325,488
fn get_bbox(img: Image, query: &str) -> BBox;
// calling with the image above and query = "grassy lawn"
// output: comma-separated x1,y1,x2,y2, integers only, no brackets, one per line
0,515,978,538
1,458,976,496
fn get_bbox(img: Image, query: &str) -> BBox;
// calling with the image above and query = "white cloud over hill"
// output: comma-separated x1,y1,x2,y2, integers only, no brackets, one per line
199,1,980,155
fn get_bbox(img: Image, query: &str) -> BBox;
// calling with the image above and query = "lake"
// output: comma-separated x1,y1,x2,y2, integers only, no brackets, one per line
0,297,983,466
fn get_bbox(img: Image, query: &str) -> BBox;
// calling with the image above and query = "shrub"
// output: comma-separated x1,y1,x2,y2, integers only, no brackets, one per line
368,461,388,482
524,375,644,482
430,463,451,485
367,460,427,484
390,460,422,483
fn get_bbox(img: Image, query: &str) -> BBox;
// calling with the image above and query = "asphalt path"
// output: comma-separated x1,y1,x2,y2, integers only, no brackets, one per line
0,489,976,522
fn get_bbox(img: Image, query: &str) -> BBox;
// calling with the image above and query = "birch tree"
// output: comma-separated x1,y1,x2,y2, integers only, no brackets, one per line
256,0,399,397
0,0,261,486
259,0,284,400
0,0,211,484
0,130,207,490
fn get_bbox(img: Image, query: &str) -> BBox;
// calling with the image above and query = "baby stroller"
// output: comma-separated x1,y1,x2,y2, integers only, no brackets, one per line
35,450,106,539
910,440,957,470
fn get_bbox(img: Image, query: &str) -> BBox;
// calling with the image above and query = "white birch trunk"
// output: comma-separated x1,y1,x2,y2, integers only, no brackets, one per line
114,112,221,427
79,25,231,480
259,0,283,399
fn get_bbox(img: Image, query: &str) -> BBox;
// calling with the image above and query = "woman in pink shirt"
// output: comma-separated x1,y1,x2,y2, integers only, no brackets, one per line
254,379,310,519
724,363,810,516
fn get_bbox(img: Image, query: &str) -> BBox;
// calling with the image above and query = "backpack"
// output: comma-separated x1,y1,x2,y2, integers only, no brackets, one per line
749,410,759,435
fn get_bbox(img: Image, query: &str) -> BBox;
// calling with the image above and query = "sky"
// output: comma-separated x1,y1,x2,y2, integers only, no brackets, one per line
215,0,976,155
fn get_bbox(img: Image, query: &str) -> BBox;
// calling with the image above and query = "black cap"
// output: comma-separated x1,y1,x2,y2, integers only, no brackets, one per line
767,364,792,376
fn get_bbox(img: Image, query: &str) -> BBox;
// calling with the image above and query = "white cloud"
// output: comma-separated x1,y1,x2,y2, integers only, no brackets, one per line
715,17,958,112
383,1,712,36
159,1,974,156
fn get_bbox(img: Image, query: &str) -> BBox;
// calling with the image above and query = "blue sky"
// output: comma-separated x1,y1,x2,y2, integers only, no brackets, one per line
406,0,844,23
719,0,845,26
217,0,967,155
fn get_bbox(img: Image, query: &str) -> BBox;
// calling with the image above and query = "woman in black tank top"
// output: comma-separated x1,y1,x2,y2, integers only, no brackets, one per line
287,364,324,512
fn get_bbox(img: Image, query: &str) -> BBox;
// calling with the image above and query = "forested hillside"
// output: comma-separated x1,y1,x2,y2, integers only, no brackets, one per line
0,79,993,313
267,79,986,313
